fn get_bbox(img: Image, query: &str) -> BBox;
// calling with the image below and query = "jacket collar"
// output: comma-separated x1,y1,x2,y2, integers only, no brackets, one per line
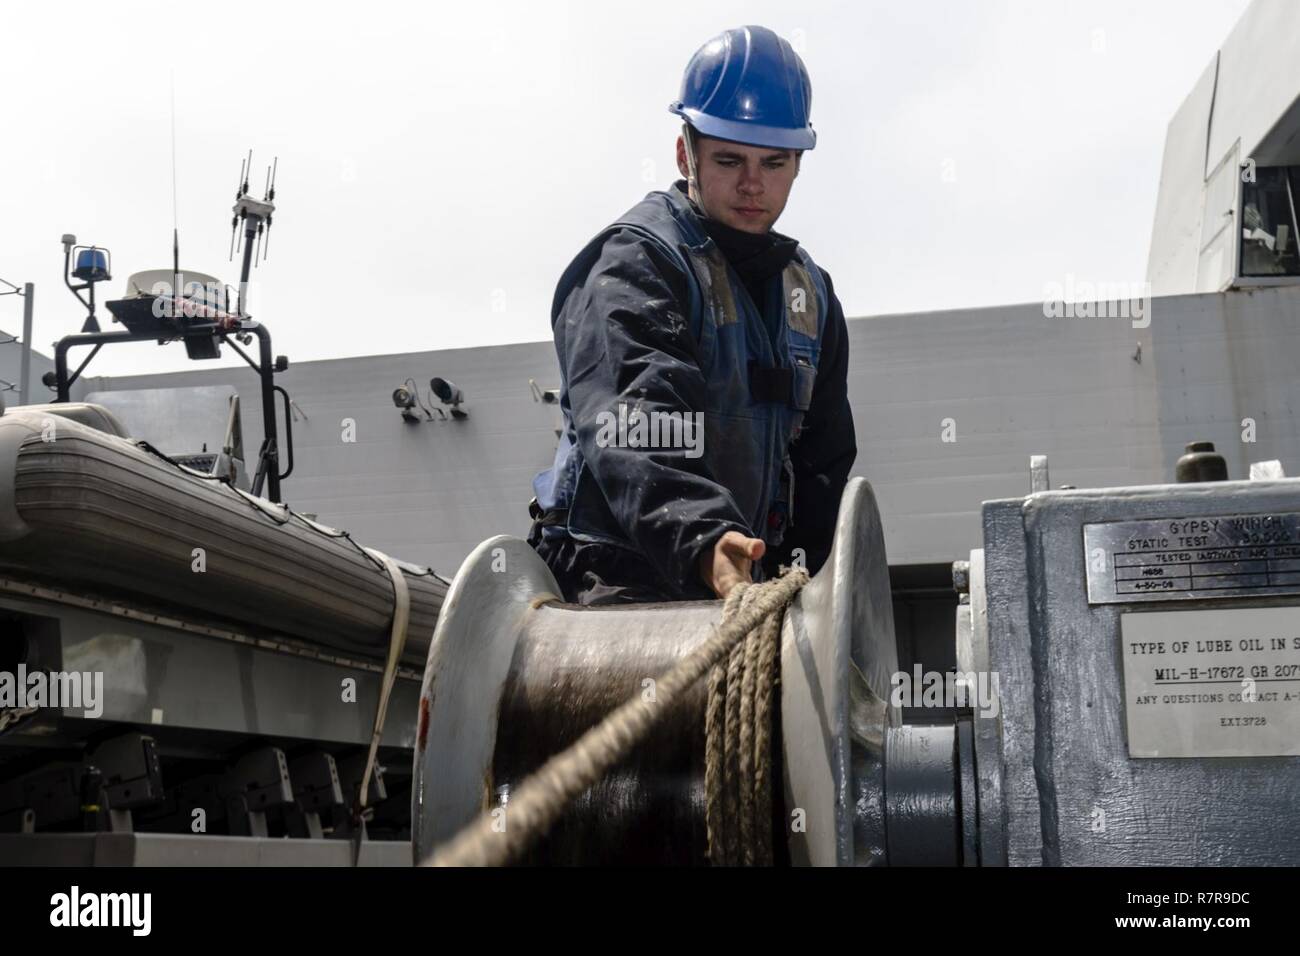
668,180,801,285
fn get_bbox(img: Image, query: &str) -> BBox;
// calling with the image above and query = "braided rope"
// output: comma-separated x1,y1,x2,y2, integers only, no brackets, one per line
752,608,780,864
706,582,784,866
421,567,807,867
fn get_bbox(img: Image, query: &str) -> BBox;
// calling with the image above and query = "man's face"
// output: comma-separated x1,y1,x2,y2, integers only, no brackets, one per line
676,133,799,234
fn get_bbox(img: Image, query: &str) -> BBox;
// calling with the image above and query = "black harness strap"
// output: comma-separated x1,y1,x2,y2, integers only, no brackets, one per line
748,361,794,405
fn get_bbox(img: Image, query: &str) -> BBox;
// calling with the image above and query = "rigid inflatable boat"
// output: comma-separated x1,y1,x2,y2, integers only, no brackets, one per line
0,403,445,666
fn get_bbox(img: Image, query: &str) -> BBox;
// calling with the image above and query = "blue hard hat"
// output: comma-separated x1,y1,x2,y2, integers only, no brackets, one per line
669,25,816,151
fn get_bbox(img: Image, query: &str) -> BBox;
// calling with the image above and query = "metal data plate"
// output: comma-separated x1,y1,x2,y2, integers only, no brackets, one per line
1084,513,1300,604
1120,606,1300,758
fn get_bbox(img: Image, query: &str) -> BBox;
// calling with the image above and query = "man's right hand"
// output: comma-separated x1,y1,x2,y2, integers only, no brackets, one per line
699,531,766,599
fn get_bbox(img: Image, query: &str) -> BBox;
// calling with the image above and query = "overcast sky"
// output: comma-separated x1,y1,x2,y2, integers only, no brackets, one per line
0,0,1251,377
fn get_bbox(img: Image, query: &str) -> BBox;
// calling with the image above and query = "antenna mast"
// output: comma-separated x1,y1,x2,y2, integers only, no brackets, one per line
229,150,278,318
171,74,181,310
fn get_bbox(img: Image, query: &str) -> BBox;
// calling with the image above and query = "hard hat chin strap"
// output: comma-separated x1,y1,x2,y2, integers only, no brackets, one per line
682,124,710,220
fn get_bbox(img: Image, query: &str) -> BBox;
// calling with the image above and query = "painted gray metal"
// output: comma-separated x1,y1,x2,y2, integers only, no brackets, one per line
1206,1,1300,171
19,285,33,407
1147,55,1220,296
978,476,1300,865
410,532,564,865
964,547,1006,866
0,832,408,866
1147,0,1300,295
1,588,419,748
785,477,899,865
979,500,1040,865
883,724,957,866
955,718,978,866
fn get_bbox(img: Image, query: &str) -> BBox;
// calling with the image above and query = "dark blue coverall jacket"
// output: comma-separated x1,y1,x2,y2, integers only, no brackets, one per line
529,180,856,604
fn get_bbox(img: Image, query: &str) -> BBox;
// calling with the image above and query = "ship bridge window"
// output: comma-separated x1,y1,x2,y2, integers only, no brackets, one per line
1240,165,1300,278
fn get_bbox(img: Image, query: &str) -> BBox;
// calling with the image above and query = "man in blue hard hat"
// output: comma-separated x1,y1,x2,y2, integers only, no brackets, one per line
528,25,856,604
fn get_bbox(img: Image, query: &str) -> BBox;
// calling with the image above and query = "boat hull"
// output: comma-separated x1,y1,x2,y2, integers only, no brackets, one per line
0,406,445,664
